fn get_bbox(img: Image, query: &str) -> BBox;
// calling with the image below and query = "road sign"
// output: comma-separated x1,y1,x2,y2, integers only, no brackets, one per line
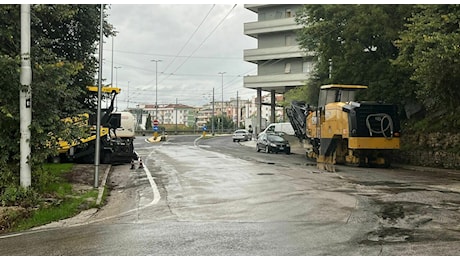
203,125,207,131
153,126,159,132
153,119,159,126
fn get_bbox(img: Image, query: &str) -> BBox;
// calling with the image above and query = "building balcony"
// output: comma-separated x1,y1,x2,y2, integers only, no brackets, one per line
244,46,315,63
244,4,272,13
244,17,302,38
243,73,309,93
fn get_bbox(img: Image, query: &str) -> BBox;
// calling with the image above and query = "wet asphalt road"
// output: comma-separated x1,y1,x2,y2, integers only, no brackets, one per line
0,134,459,255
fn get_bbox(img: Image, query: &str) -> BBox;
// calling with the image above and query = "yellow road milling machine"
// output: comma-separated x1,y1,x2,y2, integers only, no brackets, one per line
57,86,137,164
286,84,401,171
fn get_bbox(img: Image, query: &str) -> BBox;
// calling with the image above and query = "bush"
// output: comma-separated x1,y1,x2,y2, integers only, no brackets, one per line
0,186,39,208
0,207,30,232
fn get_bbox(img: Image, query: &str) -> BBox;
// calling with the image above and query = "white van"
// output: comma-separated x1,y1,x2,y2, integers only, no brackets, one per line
259,122,295,137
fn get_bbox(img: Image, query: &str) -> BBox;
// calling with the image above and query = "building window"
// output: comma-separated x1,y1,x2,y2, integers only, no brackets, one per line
303,61,312,74
285,63,291,74
286,9,292,18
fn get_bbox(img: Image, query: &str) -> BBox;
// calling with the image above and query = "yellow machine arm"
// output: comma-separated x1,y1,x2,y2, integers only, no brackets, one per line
86,86,121,94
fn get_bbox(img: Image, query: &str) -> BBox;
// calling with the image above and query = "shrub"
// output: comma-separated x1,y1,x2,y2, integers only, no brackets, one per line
0,186,39,208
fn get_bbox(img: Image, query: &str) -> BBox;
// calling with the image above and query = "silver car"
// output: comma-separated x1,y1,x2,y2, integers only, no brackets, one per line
232,129,251,142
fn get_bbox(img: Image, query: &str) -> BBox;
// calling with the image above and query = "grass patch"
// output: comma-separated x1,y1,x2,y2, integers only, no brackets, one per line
36,163,74,196
43,163,74,174
4,163,102,233
12,189,98,232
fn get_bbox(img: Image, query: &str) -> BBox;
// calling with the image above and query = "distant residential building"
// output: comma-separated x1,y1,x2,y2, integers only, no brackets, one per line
130,103,196,130
128,96,281,133
243,94,284,130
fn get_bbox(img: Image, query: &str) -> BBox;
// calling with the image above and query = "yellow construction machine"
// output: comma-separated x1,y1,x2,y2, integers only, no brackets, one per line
286,84,400,171
56,86,137,164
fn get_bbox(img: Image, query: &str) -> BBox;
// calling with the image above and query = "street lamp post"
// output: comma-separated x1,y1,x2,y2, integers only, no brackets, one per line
114,66,121,87
114,66,121,111
94,4,104,188
212,88,215,136
127,80,130,109
218,72,225,133
110,31,118,87
151,59,162,121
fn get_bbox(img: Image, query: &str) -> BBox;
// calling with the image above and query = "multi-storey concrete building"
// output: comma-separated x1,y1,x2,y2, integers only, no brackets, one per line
243,4,315,134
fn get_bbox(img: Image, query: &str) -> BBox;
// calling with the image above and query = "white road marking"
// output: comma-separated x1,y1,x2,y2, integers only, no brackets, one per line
142,149,161,206
0,148,163,239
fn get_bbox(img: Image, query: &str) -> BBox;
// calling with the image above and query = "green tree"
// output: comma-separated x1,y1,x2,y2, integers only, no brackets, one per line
394,4,460,112
0,4,113,188
283,70,321,107
295,5,416,109
145,113,152,130
206,115,234,133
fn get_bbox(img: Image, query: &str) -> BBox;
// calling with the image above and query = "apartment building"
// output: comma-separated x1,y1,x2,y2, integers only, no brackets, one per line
243,4,315,134
131,103,197,130
129,94,284,133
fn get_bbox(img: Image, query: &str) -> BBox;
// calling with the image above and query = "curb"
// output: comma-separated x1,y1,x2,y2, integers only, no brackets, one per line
96,165,111,205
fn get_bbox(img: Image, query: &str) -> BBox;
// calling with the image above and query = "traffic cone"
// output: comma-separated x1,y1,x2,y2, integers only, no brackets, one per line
130,159,135,170
138,157,144,169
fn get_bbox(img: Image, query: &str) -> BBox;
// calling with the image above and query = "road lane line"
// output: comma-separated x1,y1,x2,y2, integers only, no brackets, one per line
142,156,161,206
193,135,202,147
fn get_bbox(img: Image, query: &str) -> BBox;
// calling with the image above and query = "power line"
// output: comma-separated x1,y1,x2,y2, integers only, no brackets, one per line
162,4,216,73
104,49,242,60
159,4,237,85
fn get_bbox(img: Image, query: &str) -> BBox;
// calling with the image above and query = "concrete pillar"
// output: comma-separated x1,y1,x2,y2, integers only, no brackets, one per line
271,90,276,123
257,87,262,135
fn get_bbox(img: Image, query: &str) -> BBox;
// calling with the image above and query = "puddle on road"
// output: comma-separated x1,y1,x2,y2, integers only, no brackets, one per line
358,199,448,245
352,180,431,194
379,203,406,223
365,227,414,243
257,173,274,176
354,180,411,188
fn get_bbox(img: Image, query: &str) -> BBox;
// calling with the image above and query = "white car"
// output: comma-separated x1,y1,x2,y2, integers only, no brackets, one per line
232,129,251,142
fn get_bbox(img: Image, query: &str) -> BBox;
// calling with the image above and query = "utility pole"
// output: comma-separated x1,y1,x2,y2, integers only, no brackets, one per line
110,31,118,87
236,91,239,130
114,66,121,111
111,36,114,87
127,81,130,109
218,72,225,133
114,66,121,87
175,98,178,135
151,59,162,121
212,88,215,136
20,4,32,188
94,4,104,188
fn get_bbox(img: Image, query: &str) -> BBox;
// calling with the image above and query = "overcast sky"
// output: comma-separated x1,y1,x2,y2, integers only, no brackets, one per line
100,4,258,110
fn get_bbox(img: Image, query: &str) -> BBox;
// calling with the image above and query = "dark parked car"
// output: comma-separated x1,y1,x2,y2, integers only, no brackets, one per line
256,133,290,154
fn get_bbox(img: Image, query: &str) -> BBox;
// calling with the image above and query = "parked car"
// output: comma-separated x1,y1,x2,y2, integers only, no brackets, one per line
233,129,251,142
256,133,291,154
